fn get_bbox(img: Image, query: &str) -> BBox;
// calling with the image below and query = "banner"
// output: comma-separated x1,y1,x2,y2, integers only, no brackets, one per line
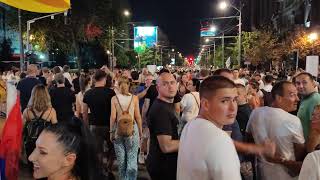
306,56,319,77
0,0,70,13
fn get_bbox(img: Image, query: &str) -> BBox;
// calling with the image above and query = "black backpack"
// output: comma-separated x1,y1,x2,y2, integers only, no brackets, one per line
261,89,273,107
23,109,51,146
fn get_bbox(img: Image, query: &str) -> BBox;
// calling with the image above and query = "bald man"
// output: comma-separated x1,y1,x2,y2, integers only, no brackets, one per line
146,72,179,180
17,64,41,112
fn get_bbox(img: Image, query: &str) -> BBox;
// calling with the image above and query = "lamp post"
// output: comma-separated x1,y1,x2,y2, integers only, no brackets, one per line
219,1,242,67
110,9,131,70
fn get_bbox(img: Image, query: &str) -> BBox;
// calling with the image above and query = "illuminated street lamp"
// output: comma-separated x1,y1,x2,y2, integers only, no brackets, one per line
172,49,175,52
123,10,130,17
205,38,210,43
218,1,242,66
308,32,318,55
308,32,318,42
219,1,228,10
210,25,217,32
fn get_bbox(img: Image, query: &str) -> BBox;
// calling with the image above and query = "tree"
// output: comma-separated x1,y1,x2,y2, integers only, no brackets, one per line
138,48,160,67
6,0,130,69
0,39,13,61
241,30,283,66
284,27,320,59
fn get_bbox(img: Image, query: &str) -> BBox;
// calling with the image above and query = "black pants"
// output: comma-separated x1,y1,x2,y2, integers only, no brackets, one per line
89,125,115,172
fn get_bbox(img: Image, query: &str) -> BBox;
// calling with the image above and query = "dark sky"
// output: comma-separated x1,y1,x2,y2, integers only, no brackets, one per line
128,0,228,56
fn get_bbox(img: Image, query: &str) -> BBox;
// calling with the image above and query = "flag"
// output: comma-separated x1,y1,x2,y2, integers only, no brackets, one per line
0,0,70,13
226,57,231,69
0,81,23,180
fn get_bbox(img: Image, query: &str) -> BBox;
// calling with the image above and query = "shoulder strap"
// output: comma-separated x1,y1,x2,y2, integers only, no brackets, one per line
115,95,125,112
30,108,38,119
190,92,200,109
126,95,134,112
46,108,53,122
39,110,46,120
30,108,46,120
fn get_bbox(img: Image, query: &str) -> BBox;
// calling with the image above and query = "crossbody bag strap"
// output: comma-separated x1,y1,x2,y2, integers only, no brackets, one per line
190,92,200,109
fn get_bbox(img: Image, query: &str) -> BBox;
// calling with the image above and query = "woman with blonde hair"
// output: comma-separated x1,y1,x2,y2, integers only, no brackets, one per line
110,76,142,180
23,84,57,171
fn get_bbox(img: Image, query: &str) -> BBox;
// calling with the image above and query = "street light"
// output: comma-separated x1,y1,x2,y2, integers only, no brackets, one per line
172,49,175,52
123,10,130,17
210,25,217,32
219,1,228,10
205,38,210,43
218,1,242,66
308,32,318,42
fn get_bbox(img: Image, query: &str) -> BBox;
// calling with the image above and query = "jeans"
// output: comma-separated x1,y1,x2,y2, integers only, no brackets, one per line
113,124,139,180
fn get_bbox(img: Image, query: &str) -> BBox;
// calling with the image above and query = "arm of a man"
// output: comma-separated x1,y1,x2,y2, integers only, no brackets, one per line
82,103,89,125
157,135,179,153
142,98,150,123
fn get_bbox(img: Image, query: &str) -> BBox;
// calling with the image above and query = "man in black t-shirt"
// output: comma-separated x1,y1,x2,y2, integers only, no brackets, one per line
146,72,179,180
49,73,75,122
17,64,41,112
82,69,116,177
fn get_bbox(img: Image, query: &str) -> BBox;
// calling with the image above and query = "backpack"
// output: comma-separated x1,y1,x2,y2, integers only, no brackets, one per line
23,109,51,146
115,95,134,137
261,89,273,107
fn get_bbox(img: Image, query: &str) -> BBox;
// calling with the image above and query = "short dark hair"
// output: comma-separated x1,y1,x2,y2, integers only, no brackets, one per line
249,79,259,90
159,68,170,75
63,65,70,73
235,83,246,89
213,68,232,76
191,78,201,92
271,81,293,100
200,69,210,77
294,72,314,83
233,68,239,71
264,75,274,84
52,66,61,74
131,71,139,81
94,69,106,81
254,73,261,77
200,75,236,99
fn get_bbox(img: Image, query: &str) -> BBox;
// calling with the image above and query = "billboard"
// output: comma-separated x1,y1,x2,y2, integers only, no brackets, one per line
134,26,158,54
200,27,216,37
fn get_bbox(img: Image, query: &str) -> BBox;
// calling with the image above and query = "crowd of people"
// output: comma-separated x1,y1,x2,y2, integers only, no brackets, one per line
1,64,320,180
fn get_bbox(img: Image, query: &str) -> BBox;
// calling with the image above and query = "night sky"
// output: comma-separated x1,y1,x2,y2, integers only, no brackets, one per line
128,0,239,56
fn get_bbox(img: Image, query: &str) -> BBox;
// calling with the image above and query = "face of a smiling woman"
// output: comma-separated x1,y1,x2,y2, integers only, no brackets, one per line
28,131,76,179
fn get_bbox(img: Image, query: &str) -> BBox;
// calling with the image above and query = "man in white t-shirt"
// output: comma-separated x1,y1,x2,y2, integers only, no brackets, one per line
246,81,305,180
233,69,245,86
299,150,320,180
177,76,241,180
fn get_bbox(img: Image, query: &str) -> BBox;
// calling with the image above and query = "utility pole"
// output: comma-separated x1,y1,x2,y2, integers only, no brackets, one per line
18,9,24,71
238,7,242,66
111,26,115,71
213,41,216,68
222,32,225,67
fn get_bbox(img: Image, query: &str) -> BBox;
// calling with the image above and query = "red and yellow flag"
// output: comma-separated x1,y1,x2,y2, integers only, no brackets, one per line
0,0,70,13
